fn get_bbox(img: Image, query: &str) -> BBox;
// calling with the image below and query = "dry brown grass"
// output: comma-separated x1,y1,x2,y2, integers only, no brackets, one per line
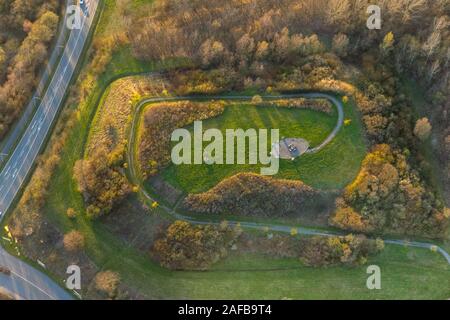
86,75,167,158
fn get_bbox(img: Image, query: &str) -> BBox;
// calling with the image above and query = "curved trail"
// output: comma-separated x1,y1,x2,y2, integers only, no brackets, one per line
127,93,450,265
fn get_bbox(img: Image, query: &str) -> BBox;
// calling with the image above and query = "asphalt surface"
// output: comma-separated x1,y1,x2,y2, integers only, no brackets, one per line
128,93,450,266
0,0,99,300
0,248,73,300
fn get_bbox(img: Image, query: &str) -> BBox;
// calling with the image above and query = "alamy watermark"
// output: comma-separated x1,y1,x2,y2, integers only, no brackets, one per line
366,265,381,290
66,5,82,30
66,264,81,290
171,121,280,175
367,5,381,30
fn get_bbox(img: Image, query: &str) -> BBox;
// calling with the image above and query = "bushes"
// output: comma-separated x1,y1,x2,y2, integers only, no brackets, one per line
74,147,131,219
331,205,368,233
152,221,240,270
138,101,225,177
414,117,432,141
94,271,121,299
63,230,85,252
299,234,383,267
153,222,383,270
183,172,321,217
254,98,333,114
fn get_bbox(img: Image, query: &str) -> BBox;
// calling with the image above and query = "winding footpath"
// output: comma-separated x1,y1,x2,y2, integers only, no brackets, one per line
127,93,450,265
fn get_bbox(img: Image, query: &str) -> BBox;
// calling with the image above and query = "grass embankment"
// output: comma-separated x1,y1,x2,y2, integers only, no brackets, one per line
88,228,450,299
161,100,366,193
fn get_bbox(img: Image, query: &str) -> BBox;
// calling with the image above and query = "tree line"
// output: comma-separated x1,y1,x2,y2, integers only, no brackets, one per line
0,0,61,139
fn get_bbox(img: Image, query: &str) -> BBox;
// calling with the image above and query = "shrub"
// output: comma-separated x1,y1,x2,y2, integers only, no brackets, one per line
183,173,321,217
63,231,85,252
414,117,432,141
152,221,240,270
299,234,382,267
66,208,76,219
94,271,120,299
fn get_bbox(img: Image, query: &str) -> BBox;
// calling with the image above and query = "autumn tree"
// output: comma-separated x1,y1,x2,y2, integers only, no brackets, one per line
0,9,59,139
381,32,395,56
299,234,383,267
94,271,120,299
414,117,432,141
331,205,368,232
63,230,85,252
152,221,240,270
0,46,5,75
332,33,349,57
73,146,131,219
444,135,450,154
335,144,447,236
66,208,76,219
199,39,226,67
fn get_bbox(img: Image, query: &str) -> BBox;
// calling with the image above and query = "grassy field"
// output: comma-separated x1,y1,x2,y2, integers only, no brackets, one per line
161,100,367,193
88,213,450,300
4,0,448,300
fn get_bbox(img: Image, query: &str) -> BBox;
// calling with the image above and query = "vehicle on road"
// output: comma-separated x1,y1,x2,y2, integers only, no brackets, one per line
0,266,11,276
80,0,90,17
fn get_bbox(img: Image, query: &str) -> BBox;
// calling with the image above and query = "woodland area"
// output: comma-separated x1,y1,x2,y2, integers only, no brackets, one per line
0,0,61,138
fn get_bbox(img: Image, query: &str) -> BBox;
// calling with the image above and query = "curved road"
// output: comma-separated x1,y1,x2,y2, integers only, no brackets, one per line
127,93,450,265
0,0,99,300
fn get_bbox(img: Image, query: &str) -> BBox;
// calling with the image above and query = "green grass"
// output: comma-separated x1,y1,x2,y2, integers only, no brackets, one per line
80,232,450,299
161,100,367,193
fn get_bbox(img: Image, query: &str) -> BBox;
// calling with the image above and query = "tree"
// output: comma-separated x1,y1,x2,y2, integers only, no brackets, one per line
325,0,350,30
236,34,255,62
199,39,226,67
73,146,131,218
381,32,395,55
422,29,441,61
414,117,432,141
332,33,349,57
444,135,450,154
0,10,59,139
255,41,269,61
331,206,367,232
0,46,5,73
94,271,120,298
153,221,239,270
63,230,85,252
66,208,76,219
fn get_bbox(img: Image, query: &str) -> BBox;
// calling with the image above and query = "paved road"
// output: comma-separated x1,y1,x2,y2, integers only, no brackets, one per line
0,0,99,300
0,248,73,300
0,0,72,169
127,93,450,266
